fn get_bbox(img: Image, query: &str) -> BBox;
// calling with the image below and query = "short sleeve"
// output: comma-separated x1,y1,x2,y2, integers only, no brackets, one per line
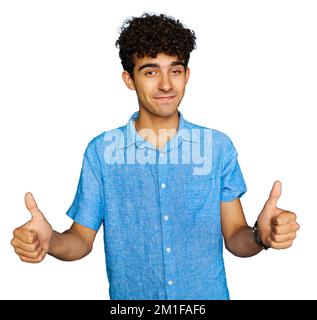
220,138,247,202
66,141,105,231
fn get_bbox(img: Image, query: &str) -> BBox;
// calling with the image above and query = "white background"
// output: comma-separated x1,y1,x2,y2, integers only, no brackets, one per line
1,0,316,299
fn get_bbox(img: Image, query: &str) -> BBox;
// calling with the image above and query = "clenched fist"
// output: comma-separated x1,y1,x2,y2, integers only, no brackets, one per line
11,192,53,263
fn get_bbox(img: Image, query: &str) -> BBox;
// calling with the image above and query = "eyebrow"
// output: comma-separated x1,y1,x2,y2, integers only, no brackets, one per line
138,61,186,71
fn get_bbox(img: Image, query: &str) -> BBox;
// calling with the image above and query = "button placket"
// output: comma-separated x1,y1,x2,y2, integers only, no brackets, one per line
157,160,176,298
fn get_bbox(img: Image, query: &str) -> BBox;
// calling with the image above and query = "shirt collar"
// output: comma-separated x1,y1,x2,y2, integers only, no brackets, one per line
122,110,197,152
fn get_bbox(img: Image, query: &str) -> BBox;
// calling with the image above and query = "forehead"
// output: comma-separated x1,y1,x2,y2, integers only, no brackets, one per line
134,53,183,67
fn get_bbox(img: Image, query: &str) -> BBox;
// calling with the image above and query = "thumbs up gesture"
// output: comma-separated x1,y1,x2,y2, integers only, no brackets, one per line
257,181,300,249
11,192,53,263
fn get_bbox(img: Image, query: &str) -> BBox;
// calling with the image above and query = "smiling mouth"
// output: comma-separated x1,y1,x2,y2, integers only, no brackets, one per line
153,95,176,103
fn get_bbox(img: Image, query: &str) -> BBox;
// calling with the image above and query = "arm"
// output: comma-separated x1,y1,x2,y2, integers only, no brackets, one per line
48,222,97,261
221,198,262,257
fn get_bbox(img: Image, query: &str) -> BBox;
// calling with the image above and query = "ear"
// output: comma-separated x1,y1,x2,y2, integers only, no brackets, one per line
185,67,190,84
122,71,136,90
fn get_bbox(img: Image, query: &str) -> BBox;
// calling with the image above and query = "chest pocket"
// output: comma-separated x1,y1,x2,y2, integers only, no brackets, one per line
184,174,216,216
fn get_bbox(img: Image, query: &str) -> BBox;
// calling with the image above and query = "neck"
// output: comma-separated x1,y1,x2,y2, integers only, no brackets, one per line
134,108,180,149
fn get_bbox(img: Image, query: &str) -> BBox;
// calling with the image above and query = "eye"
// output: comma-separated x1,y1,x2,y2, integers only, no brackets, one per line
172,69,182,75
144,70,157,76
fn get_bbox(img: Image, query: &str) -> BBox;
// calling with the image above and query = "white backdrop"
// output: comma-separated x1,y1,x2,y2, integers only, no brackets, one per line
1,0,316,299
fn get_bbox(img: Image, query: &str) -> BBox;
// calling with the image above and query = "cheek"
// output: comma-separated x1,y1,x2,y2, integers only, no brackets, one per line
141,82,157,99
174,78,186,91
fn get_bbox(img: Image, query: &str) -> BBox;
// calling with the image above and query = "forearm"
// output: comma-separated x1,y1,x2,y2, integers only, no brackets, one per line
225,225,263,257
48,229,91,261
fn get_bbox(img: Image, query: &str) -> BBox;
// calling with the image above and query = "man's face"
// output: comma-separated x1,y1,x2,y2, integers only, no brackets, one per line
122,53,190,118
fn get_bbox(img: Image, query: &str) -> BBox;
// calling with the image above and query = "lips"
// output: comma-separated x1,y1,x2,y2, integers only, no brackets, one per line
153,95,176,103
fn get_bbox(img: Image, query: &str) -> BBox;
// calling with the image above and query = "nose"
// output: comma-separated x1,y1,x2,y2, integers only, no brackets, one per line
158,73,173,92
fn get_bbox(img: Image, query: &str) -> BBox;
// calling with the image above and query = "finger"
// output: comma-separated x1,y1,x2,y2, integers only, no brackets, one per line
11,237,41,253
265,180,282,209
14,246,44,259
273,211,297,225
13,228,38,244
18,249,46,264
272,221,300,235
270,231,297,243
24,192,45,221
269,239,293,250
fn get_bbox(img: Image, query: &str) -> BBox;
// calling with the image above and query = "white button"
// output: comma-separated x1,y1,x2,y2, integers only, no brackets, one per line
168,280,174,286
161,183,166,189
166,247,171,253
163,215,169,221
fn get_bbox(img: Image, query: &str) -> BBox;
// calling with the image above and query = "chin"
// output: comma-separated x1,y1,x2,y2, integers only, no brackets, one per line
154,107,179,118
151,101,180,117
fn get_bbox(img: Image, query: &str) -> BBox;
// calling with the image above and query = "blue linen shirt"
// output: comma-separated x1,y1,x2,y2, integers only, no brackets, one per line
66,111,247,300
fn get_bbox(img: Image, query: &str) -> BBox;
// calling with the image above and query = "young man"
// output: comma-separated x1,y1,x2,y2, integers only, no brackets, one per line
11,13,299,300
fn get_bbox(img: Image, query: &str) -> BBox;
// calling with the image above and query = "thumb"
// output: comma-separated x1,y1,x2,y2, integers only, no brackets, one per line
25,192,45,221
265,180,282,209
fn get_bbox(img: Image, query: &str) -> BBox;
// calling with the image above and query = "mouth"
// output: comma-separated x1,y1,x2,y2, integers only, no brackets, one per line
153,95,177,103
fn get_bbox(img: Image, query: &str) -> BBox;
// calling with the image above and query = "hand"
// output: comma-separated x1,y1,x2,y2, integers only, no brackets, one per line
11,192,53,263
257,181,300,249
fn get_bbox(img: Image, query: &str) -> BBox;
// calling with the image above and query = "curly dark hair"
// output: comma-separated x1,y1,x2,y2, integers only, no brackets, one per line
115,12,197,77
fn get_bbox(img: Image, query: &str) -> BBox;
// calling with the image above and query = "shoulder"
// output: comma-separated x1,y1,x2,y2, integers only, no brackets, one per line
212,129,234,150
183,118,233,146
86,125,126,150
